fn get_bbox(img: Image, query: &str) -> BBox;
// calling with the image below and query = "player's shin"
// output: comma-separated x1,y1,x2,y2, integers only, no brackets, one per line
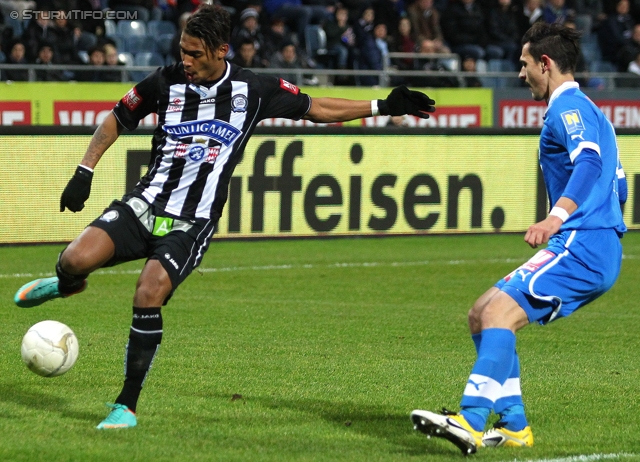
115,307,163,413
460,328,516,431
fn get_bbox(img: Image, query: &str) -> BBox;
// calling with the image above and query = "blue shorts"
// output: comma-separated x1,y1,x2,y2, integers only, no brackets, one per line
495,229,622,325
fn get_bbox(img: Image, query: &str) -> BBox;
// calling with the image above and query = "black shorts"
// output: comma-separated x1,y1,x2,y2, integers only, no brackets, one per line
89,195,216,293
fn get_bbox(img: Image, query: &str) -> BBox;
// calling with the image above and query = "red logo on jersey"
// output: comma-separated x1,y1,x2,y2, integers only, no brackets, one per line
279,79,299,95
122,88,142,111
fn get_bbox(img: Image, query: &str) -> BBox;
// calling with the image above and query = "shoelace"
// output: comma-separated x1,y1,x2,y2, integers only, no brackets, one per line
103,403,127,422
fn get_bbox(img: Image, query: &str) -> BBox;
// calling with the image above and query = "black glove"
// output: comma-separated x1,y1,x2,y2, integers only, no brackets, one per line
378,85,436,119
60,165,93,212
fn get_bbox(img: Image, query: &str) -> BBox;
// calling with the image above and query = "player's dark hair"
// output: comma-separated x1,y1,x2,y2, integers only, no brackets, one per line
184,4,231,56
521,22,581,74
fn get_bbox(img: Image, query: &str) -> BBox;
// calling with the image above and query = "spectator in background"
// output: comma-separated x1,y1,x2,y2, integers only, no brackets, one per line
262,16,296,62
231,37,265,68
516,0,544,39
407,0,446,50
573,0,606,34
374,22,391,70
171,11,191,63
76,45,106,81
231,8,267,63
52,11,82,65
460,54,482,87
5,39,29,81
486,0,520,64
262,0,329,47
73,0,106,37
620,50,640,87
268,39,316,84
34,41,66,81
21,9,56,61
391,16,416,72
617,23,640,71
542,0,574,25
102,42,128,81
373,0,407,38
441,0,500,61
324,5,354,71
411,37,458,87
353,4,383,85
598,0,634,68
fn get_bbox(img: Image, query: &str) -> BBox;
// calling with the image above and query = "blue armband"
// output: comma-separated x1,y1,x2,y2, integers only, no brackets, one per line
563,148,602,206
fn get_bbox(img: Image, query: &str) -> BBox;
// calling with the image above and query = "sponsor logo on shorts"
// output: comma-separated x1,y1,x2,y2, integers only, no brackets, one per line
100,210,119,222
164,253,179,270
504,249,555,282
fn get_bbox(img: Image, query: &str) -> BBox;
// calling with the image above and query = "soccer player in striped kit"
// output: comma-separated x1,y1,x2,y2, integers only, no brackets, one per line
410,22,627,455
13,4,435,429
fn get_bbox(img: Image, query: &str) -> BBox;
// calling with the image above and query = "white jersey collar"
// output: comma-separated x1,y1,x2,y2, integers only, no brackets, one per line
546,81,579,113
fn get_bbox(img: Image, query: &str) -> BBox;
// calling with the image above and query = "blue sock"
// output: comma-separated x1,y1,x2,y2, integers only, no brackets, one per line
461,407,490,432
471,332,481,353
499,405,529,431
494,351,528,431
460,328,516,431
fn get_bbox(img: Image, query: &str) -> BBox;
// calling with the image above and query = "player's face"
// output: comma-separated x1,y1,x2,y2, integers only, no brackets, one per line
180,33,229,84
519,43,547,101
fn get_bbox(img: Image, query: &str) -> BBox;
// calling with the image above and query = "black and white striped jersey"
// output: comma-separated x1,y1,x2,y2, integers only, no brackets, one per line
112,61,311,221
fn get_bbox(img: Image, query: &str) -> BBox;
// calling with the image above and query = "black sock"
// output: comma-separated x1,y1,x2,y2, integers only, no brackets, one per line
56,252,88,295
115,307,163,413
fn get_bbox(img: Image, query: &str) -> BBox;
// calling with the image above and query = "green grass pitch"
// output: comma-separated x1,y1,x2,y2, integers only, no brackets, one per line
1,233,639,462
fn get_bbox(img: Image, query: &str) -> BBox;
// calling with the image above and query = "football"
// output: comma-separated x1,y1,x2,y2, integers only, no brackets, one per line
21,320,79,377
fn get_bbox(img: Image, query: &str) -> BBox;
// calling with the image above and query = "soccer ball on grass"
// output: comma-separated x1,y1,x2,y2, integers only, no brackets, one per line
21,320,79,377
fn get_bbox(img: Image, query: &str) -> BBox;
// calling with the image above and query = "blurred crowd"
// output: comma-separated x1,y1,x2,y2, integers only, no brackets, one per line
1,0,640,87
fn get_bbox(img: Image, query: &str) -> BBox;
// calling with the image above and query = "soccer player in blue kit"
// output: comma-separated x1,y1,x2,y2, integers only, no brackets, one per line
410,22,627,455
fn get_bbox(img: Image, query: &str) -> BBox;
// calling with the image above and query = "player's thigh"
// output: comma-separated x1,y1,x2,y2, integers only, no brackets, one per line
62,226,116,273
87,199,151,266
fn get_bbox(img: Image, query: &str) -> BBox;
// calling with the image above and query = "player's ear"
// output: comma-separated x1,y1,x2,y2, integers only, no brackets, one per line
217,44,230,59
540,54,552,73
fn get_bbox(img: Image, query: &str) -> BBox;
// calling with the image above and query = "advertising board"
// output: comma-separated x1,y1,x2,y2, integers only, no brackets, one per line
2,132,639,244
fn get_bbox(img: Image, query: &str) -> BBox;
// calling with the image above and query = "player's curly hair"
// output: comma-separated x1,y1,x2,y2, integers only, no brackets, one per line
184,4,231,56
522,22,581,74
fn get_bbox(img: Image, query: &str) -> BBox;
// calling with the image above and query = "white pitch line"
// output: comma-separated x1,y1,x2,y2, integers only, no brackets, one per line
0,257,526,280
1,253,638,280
508,453,638,462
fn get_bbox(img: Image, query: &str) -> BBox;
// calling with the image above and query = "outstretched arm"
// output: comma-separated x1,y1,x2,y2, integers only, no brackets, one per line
80,111,125,169
303,86,436,123
60,112,125,213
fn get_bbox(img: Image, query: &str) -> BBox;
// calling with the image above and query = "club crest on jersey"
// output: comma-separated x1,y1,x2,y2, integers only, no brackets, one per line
163,119,242,146
561,109,585,134
231,94,248,113
279,79,299,94
122,88,142,111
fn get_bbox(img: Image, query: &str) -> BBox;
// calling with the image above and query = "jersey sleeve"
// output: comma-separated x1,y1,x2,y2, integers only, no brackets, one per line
112,69,161,130
551,102,601,164
258,76,311,121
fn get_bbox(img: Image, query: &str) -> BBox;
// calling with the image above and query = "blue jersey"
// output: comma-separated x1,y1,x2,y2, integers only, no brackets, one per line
540,82,626,234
